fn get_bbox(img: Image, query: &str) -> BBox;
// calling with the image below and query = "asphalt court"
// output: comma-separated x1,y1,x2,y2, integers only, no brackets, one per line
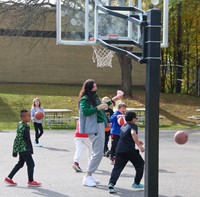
0,129,199,197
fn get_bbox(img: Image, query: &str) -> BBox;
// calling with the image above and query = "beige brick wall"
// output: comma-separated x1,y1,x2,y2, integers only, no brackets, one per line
0,36,146,85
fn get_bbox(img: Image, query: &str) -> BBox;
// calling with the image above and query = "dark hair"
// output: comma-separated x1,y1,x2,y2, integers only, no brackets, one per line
78,79,97,107
20,109,29,119
125,111,137,122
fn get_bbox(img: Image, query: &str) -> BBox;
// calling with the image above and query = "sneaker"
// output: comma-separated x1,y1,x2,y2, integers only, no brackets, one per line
132,183,144,189
106,150,111,158
35,143,43,147
91,177,100,185
4,177,17,186
108,183,116,193
72,162,83,172
82,176,96,187
28,181,41,187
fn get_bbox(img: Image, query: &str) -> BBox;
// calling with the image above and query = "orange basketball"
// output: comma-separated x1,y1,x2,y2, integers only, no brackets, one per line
174,131,188,145
34,111,44,120
117,115,126,126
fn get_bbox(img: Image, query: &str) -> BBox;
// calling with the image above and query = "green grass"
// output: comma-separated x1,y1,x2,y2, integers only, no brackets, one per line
0,83,200,130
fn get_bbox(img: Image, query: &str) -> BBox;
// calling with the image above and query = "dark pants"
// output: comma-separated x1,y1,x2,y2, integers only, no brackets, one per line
8,154,35,182
110,134,120,158
109,150,144,185
104,131,110,153
34,122,44,144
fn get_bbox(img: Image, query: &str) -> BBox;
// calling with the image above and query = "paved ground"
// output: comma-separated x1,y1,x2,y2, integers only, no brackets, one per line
0,129,199,197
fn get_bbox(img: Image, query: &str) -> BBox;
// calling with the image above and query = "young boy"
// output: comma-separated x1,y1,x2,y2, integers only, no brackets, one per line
109,103,127,165
4,109,41,187
108,111,145,193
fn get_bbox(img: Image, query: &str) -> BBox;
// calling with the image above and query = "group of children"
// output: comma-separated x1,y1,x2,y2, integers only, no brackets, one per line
71,94,123,171
4,97,45,187
4,92,145,193
72,91,145,193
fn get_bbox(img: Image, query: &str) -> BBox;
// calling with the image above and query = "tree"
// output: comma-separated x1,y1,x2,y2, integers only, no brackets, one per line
116,47,133,97
0,0,56,53
161,0,200,95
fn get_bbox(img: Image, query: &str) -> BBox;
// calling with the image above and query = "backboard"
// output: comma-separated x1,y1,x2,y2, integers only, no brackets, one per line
56,0,168,47
56,0,144,46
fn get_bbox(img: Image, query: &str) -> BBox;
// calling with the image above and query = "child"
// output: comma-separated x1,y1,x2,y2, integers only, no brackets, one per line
113,90,124,112
72,120,92,172
4,109,41,187
109,103,127,165
108,111,145,193
31,97,45,147
102,96,114,157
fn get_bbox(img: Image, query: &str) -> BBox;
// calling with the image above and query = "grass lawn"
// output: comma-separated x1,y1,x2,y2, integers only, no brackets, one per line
0,83,200,130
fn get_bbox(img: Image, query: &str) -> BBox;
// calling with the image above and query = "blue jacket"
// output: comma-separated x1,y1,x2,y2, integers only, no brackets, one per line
109,111,123,135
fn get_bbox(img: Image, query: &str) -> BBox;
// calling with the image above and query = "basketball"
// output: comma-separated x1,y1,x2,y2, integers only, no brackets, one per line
174,131,188,145
117,115,126,126
34,111,44,120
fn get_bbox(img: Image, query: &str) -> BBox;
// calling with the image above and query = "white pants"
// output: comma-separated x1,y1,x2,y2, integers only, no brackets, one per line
73,137,92,164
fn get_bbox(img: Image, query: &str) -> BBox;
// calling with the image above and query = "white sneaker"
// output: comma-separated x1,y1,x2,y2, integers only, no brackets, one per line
91,177,100,185
82,176,97,187
35,143,43,147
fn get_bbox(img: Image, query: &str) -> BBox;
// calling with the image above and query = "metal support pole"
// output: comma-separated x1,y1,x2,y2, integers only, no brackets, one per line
144,9,161,197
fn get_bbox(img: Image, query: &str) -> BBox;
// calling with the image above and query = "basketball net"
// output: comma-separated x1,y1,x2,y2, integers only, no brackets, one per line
91,34,118,68
92,45,115,68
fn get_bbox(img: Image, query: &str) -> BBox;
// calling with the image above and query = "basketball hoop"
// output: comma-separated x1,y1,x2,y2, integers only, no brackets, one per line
90,34,118,68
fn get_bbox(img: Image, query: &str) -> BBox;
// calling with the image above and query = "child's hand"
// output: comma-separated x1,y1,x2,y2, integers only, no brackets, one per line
138,140,144,145
117,90,124,97
12,152,17,157
137,141,144,152
139,146,145,153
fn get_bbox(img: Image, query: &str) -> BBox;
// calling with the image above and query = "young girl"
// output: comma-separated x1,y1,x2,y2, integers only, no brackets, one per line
31,97,45,147
72,120,92,172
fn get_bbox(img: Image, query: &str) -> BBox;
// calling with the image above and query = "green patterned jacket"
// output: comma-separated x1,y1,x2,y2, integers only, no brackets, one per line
12,121,33,156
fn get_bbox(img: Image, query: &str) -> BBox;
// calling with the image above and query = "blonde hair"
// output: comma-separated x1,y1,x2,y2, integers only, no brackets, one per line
102,96,110,102
118,103,127,109
31,97,41,109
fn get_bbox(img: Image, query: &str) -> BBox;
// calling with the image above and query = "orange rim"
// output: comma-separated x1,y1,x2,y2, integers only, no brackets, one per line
106,34,118,37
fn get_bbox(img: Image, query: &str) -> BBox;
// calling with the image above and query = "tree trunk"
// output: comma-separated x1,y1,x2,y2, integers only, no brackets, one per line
116,47,133,97
175,2,183,93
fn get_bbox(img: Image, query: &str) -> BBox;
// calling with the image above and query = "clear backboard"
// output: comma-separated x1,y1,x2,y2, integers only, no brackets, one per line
57,0,145,45
56,0,168,47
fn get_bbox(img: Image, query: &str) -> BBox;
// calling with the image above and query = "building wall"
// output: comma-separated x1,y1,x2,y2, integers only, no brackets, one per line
0,36,146,85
